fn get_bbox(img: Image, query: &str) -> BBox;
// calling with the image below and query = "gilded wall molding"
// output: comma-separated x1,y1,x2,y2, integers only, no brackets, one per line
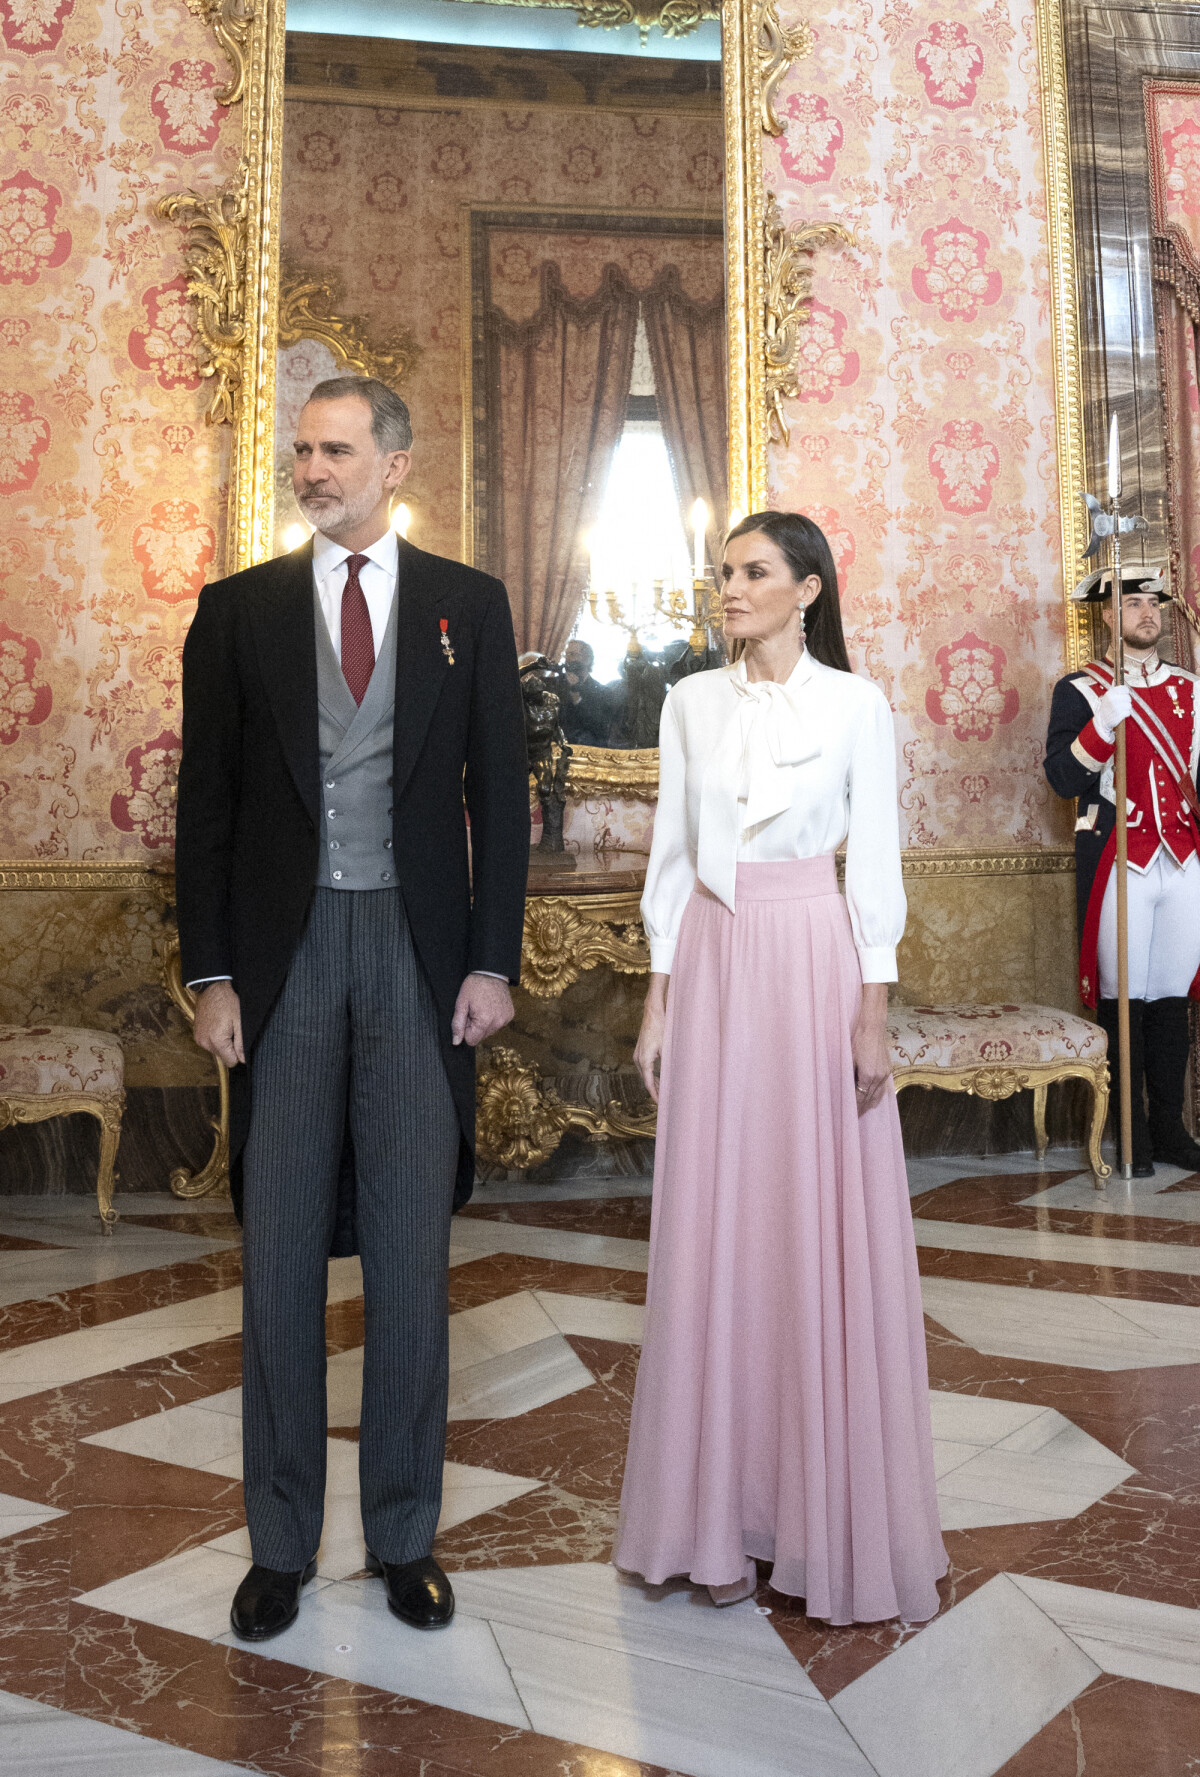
1035,0,1091,674
757,0,813,137
522,893,649,997
186,0,257,107
158,166,251,428
0,862,171,891
763,199,853,446
279,262,422,388
565,745,660,799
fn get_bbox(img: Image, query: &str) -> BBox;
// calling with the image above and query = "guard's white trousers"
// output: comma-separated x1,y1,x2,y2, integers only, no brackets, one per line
1097,849,1200,1000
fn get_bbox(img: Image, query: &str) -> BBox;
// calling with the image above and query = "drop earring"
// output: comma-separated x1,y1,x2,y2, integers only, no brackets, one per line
799,603,807,642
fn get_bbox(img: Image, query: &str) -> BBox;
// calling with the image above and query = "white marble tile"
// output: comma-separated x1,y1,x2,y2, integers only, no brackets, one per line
0,1491,65,1539
84,1403,244,1471
1023,1166,1200,1222
213,1578,530,1728
927,1392,1049,1447
325,1346,362,1427
913,1216,1200,1276
931,1440,979,1481
831,1573,1101,1777
0,1687,254,1774
448,1216,650,1274
190,1386,240,1418
934,1452,1102,1522
449,1290,562,1370
452,1561,819,1696
438,1460,542,1531
1009,1574,1200,1695
76,1545,278,1641
920,1275,1200,1369
936,1497,1044,1532
492,1620,874,1777
994,1416,1131,1470
447,1334,595,1421
0,1233,237,1308
533,1291,644,1342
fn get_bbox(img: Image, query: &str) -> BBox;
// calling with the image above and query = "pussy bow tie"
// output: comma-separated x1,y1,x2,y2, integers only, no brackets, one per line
696,667,821,913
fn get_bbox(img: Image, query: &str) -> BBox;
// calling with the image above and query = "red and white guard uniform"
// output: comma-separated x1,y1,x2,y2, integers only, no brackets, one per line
1071,654,1200,1002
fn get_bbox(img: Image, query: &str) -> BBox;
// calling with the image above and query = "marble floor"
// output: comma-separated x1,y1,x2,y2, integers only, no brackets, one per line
2,1147,1200,1774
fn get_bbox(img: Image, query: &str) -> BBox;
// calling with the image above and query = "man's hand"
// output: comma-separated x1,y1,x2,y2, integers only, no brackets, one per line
452,973,514,1046
193,980,245,1068
1096,685,1133,740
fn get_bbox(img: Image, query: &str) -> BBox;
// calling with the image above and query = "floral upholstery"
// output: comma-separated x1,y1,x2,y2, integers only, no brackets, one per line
887,1003,1107,1073
0,1026,124,1097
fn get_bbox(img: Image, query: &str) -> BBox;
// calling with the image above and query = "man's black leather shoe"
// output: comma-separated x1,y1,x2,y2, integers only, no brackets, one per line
230,1558,317,1641
365,1550,454,1628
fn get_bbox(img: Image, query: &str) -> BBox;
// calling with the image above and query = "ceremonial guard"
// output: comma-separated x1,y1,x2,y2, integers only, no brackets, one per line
1044,566,1200,1175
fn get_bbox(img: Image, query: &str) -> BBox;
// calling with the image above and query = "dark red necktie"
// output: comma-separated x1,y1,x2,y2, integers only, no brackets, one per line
340,553,374,705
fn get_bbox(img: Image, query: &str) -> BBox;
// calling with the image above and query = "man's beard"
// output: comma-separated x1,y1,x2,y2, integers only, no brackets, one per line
296,482,379,538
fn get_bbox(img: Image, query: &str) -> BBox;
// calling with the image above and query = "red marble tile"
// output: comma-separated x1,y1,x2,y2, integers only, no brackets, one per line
997,1674,1200,1775
449,1253,646,1312
917,1243,1200,1305
911,1172,1200,1246
0,1232,65,1251
0,1247,245,1355
119,1211,243,1236
461,1195,652,1241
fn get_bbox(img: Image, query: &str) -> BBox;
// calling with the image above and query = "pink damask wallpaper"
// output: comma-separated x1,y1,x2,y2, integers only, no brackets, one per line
764,0,1067,851
280,95,722,561
0,0,238,862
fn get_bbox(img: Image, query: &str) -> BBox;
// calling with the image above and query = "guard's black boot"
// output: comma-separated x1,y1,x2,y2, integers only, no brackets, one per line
1144,996,1200,1171
1096,998,1155,1176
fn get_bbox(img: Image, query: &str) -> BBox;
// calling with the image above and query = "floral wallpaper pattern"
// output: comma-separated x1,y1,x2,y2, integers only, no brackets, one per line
765,0,1067,850
0,0,237,861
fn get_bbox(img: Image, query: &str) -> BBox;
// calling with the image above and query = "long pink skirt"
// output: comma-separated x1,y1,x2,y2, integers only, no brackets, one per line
614,856,948,1626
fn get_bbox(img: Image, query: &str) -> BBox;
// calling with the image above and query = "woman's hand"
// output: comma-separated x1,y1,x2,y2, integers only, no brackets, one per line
634,974,669,1102
851,981,892,1114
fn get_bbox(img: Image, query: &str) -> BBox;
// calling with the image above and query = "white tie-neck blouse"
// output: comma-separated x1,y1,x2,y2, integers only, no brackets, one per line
640,652,906,981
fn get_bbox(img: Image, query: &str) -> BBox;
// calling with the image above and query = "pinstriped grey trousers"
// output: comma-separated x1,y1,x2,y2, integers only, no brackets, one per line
240,887,460,1571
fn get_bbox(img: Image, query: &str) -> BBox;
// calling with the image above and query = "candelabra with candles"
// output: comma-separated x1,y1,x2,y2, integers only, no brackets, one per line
584,499,728,660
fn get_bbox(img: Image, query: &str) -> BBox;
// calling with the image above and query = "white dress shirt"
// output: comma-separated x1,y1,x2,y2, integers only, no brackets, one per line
312,528,398,660
641,652,906,981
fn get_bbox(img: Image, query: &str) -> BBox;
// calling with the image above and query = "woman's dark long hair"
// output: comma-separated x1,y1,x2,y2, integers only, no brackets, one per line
724,510,852,674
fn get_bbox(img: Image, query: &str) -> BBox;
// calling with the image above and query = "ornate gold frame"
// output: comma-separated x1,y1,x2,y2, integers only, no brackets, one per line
1035,0,1092,674
159,0,821,577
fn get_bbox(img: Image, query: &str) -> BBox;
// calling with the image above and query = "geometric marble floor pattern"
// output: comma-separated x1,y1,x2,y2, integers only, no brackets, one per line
4,1166,1200,1776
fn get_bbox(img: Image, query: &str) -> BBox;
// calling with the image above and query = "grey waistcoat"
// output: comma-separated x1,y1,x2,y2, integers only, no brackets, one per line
315,585,400,892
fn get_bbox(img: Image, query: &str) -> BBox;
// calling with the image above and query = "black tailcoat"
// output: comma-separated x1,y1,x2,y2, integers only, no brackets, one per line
1044,671,1113,949
174,537,530,1234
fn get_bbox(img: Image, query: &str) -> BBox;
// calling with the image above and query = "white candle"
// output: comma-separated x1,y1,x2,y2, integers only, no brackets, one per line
283,523,308,552
391,502,412,539
1107,413,1121,500
692,498,707,579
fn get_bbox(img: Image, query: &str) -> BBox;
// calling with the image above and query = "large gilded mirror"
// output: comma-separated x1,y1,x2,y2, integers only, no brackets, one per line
164,0,815,805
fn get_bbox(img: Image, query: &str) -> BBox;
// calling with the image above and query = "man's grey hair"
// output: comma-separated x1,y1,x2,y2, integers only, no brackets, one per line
306,375,413,453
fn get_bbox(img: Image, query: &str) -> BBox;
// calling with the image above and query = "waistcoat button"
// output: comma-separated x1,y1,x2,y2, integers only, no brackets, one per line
381,872,391,882
384,839,392,849
329,841,339,850
326,780,335,789
333,870,343,881
327,809,336,817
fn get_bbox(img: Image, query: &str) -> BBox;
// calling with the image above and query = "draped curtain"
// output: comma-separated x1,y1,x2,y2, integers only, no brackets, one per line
1153,233,1200,668
485,263,640,660
641,268,729,569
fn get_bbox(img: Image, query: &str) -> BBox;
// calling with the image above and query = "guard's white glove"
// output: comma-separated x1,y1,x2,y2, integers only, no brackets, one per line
1094,685,1132,742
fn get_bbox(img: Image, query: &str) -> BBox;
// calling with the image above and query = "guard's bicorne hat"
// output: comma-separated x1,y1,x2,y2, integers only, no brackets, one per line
1070,564,1169,603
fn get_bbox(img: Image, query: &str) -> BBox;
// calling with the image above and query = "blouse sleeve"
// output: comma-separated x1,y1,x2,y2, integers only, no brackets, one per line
844,686,906,983
640,691,696,975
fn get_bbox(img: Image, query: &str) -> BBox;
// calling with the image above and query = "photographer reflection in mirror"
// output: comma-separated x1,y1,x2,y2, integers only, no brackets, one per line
560,639,616,748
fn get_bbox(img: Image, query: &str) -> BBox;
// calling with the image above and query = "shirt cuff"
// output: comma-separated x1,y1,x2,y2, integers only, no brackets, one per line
1072,720,1114,770
470,970,508,981
857,945,897,984
186,976,232,990
648,937,676,975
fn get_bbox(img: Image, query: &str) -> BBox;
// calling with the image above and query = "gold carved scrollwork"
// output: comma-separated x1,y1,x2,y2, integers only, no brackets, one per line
475,1046,656,1171
185,0,257,107
279,262,422,388
522,895,650,998
757,0,814,137
564,746,660,801
157,165,250,427
161,940,232,1199
763,196,852,446
575,0,718,41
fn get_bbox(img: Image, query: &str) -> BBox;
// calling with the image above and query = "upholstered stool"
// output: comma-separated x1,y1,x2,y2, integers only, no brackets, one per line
0,1026,125,1230
887,1002,1110,1182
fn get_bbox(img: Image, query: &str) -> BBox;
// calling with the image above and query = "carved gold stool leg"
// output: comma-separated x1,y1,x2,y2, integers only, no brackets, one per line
92,1095,123,1233
1032,1083,1049,1162
1088,1062,1112,1185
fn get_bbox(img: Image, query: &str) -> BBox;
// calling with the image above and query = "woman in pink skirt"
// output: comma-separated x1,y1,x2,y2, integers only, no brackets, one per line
614,511,948,1626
